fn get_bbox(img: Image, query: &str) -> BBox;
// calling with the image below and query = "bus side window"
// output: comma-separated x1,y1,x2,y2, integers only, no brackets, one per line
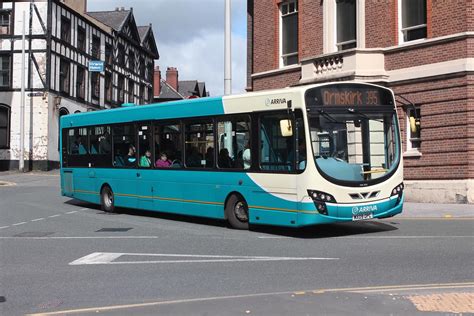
259,112,294,172
184,120,214,168
68,128,88,155
154,122,182,168
138,124,153,168
113,124,136,168
217,116,251,170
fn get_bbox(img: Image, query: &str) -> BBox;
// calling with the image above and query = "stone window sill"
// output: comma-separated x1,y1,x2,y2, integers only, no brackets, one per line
403,150,422,158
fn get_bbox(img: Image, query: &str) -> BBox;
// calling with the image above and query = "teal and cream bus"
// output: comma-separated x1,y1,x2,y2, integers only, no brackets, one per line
60,82,404,229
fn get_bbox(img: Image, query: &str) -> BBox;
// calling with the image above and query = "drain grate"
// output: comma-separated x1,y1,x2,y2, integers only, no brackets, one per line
14,232,54,237
96,228,133,232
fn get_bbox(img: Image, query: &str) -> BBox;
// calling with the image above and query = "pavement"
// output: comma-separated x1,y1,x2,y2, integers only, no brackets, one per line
1,169,473,218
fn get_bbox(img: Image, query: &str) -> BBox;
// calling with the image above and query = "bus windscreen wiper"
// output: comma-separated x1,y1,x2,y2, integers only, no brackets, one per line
318,110,344,124
347,108,383,123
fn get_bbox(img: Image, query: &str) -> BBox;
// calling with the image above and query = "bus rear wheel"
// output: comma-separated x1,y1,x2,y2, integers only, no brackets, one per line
226,194,249,230
101,185,115,213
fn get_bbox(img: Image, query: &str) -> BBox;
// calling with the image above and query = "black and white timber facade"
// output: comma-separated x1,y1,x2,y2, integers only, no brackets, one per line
0,0,159,170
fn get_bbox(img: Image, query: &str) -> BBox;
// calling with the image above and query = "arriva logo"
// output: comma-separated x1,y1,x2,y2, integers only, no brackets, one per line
265,98,287,106
352,205,378,215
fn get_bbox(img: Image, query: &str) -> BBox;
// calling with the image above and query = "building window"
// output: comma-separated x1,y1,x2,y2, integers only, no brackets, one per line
117,75,124,104
147,62,153,81
128,79,134,103
0,54,11,88
148,87,153,103
118,44,125,65
91,72,100,100
76,67,85,100
105,43,113,65
0,104,10,149
129,51,135,71
139,85,144,105
91,35,100,59
59,59,70,95
336,0,356,51
139,58,145,77
280,0,298,67
105,72,112,103
406,107,421,152
77,26,86,52
0,10,11,35
61,16,71,43
400,0,427,43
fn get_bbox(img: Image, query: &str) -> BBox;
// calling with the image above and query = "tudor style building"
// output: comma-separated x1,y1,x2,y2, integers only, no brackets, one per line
247,0,474,203
0,0,159,170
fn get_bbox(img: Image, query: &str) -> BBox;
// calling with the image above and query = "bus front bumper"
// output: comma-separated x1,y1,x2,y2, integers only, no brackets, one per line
297,194,404,227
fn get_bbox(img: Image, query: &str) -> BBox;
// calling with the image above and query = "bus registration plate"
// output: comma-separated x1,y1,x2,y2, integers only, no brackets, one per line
352,212,373,221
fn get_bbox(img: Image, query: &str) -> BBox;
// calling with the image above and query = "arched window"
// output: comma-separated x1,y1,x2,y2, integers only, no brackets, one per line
0,104,10,149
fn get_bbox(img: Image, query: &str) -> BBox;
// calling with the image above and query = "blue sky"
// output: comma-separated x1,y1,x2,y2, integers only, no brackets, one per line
87,0,247,96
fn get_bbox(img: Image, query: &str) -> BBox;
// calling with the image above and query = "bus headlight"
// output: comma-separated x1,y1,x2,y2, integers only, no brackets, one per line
307,190,336,215
391,183,404,197
391,183,404,205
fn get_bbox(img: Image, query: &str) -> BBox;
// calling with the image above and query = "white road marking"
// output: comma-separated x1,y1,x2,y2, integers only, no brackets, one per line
69,252,339,265
31,218,45,222
12,222,27,226
66,211,77,214
0,226,10,229
79,208,89,211
48,214,61,218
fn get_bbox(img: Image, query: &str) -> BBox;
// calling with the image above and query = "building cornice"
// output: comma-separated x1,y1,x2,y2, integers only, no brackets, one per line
251,64,301,79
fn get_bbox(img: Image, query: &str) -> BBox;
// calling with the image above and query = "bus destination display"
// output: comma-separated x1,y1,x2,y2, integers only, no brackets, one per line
321,88,380,106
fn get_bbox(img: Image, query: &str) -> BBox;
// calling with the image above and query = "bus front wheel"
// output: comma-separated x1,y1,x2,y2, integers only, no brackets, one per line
226,194,249,230
101,185,115,213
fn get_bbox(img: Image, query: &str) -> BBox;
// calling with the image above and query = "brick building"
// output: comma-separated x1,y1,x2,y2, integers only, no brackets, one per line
247,0,474,203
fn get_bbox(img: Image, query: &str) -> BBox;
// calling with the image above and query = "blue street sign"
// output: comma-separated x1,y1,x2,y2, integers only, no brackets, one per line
89,61,104,72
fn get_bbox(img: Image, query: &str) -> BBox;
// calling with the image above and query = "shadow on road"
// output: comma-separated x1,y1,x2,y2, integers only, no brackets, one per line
64,199,399,239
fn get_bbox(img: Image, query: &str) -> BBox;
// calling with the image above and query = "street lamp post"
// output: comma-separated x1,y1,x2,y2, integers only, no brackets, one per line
224,0,232,96
19,10,26,172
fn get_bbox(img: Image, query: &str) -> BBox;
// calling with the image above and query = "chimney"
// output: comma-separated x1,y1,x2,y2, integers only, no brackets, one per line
63,0,87,13
154,66,161,97
166,67,179,91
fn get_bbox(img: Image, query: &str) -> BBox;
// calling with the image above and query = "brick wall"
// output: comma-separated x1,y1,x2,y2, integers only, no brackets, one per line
252,68,301,91
431,0,467,37
390,75,470,180
253,0,278,73
385,38,470,71
299,0,323,59
365,0,396,48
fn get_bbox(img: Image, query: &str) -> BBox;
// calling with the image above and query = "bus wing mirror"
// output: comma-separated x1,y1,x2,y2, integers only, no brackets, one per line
409,116,419,133
280,119,293,137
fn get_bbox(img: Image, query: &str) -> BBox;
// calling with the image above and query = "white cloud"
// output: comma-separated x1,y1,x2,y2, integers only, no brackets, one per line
158,31,247,96
87,0,247,96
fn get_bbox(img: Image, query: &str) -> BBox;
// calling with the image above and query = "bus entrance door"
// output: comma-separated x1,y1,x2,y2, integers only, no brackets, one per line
136,171,154,210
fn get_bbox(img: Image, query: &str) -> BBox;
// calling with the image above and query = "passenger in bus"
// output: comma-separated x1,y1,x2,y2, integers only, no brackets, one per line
155,152,171,168
234,150,244,169
243,141,251,169
72,137,87,155
139,150,152,168
218,148,233,168
99,131,111,154
186,147,202,167
125,145,137,166
205,147,214,167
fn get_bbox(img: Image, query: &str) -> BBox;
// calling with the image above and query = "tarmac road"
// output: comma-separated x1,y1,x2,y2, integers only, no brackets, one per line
0,171,473,315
